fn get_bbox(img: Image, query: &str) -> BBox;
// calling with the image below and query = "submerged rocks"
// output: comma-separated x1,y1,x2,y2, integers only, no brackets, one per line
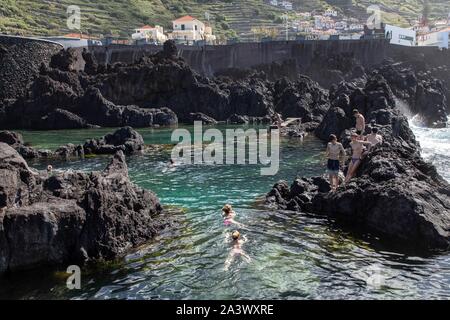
0,143,167,273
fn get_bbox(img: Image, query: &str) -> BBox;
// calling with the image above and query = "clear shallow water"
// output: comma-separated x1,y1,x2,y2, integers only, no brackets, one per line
1,125,450,300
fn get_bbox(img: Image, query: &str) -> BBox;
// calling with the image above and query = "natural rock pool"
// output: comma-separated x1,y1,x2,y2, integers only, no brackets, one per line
1,125,449,300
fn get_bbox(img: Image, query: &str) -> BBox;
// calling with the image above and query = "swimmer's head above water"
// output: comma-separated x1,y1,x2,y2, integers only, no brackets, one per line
222,204,233,216
231,230,240,241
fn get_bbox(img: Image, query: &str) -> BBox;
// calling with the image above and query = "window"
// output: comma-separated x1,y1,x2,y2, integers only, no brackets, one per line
195,25,198,31
181,24,185,30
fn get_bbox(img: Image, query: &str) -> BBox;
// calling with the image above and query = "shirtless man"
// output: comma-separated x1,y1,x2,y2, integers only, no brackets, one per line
345,132,372,183
325,134,346,191
365,127,383,149
353,109,366,138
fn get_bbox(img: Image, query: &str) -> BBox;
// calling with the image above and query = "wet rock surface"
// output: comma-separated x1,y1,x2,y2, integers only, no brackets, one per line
0,143,168,273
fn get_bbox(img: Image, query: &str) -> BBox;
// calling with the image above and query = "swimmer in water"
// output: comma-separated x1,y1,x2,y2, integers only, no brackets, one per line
224,230,251,270
222,204,244,228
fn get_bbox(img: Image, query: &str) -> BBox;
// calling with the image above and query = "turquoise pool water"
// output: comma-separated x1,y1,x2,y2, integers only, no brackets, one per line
1,125,450,300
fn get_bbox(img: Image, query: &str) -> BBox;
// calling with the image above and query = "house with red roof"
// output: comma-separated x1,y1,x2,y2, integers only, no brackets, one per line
169,15,216,44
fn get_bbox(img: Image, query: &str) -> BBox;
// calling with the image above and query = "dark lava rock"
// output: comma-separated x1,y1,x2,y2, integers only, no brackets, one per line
227,114,250,124
188,112,218,125
274,76,330,131
83,126,145,156
0,130,52,160
0,131,24,147
50,48,78,72
54,143,85,160
376,61,448,128
37,108,93,130
267,73,450,251
0,143,167,273
0,36,61,102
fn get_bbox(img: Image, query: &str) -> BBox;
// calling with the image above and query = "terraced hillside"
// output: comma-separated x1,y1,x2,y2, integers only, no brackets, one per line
0,0,448,40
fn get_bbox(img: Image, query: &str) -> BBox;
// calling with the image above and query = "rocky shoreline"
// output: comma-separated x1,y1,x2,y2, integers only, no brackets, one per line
0,126,146,160
0,39,449,275
266,74,450,251
0,142,169,274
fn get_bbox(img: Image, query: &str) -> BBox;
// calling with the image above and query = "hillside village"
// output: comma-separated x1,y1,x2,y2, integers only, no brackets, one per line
1,0,449,49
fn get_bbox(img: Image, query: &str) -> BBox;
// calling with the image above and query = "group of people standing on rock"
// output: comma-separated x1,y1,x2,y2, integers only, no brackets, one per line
325,109,383,192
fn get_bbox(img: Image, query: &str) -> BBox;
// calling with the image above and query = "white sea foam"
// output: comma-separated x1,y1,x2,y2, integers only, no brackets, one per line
409,115,450,182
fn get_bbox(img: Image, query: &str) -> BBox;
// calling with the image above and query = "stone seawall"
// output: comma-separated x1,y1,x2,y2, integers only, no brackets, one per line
86,39,389,76
0,35,62,101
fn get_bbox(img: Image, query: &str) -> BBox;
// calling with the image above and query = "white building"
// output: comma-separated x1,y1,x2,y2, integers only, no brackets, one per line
279,1,293,10
169,15,216,44
348,24,364,31
418,28,450,49
385,24,417,47
297,12,311,18
335,21,347,30
269,0,278,6
132,25,167,44
324,9,338,17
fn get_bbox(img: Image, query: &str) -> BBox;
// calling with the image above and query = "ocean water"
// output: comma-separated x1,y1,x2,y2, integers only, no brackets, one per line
410,116,450,183
1,124,450,300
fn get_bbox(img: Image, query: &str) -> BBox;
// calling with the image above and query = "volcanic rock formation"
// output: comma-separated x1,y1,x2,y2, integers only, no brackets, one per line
267,74,450,251
0,143,167,273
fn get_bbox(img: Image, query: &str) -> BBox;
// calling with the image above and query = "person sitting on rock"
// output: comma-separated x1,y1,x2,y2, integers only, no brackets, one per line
353,109,366,137
222,204,244,228
345,132,372,183
365,127,383,149
224,230,251,271
325,134,346,192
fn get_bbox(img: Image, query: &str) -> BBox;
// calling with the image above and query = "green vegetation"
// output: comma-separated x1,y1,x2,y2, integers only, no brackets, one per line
0,0,448,39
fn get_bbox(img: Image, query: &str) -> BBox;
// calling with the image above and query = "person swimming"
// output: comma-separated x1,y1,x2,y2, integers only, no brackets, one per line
222,204,244,228
345,132,372,183
224,230,251,270
325,134,346,192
